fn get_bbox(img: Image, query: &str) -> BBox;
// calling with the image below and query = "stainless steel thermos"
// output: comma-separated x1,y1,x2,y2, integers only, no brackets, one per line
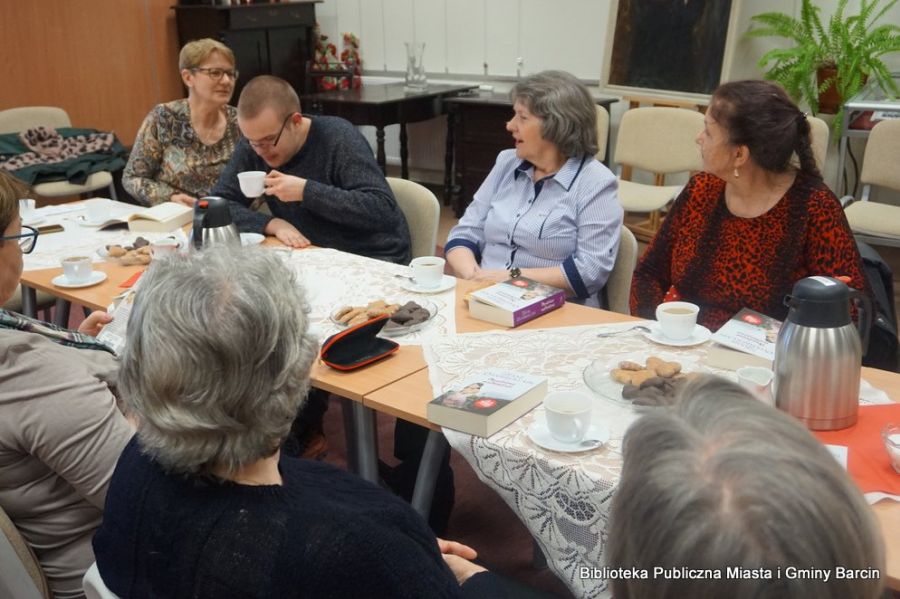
192,196,240,250
774,276,871,430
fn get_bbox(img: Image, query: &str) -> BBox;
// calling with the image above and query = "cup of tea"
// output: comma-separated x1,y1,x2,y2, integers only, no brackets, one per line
409,256,445,289
544,391,593,444
150,238,180,260
237,171,266,198
655,301,700,340
84,198,110,225
737,366,775,406
61,256,93,284
883,423,900,474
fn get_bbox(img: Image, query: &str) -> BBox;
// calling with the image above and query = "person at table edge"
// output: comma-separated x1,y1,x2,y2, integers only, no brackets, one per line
210,75,411,265
123,38,241,207
630,79,868,330
445,70,622,303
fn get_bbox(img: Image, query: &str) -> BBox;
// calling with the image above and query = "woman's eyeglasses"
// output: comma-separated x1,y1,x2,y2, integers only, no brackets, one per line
191,67,239,81
0,225,39,254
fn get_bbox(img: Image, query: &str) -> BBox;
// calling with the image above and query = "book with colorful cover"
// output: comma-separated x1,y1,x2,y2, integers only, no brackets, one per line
427,368,548,437
708,308,781,369
468,277,565,327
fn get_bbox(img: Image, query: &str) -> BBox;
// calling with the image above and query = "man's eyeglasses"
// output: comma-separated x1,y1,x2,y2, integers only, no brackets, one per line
1,225,39,254
248,114,292,150
191,67,239,81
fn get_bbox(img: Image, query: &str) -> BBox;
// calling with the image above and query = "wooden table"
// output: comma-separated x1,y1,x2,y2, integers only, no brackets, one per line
364,281,900,592
299,82,476,178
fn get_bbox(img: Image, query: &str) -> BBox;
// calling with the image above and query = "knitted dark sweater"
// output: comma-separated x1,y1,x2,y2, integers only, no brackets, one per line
94,438,503,598
211,116,411,264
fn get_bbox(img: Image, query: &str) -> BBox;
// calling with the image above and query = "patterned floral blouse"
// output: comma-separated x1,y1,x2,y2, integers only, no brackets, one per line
123,99,240,206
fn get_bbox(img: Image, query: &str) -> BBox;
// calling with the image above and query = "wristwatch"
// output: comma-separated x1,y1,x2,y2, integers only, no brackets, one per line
509,267,521,279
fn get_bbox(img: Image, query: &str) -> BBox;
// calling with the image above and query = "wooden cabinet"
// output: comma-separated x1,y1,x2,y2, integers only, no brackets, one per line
444,95,514,217
173,2,320,101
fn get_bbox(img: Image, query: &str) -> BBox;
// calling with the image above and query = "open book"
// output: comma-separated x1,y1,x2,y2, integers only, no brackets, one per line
83,200,192,233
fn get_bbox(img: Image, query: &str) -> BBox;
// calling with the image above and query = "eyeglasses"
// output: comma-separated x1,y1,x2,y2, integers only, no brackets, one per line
248,114,292,150
191,67,239,81
1,225,39,254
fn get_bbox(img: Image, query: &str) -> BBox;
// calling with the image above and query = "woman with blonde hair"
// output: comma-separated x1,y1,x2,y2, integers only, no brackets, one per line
123,38,241,206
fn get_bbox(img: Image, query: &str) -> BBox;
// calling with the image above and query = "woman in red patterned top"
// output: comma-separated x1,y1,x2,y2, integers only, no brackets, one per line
630,80,868,331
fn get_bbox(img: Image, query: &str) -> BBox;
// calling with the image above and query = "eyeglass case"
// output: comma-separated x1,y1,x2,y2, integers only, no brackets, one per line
320,314,399,371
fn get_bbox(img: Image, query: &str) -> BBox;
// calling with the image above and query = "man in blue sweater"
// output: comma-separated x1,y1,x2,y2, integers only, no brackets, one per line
212,75,411,265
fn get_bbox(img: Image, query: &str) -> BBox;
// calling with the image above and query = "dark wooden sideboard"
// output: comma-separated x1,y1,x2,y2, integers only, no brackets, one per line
444,92,618,217
173,2,320,101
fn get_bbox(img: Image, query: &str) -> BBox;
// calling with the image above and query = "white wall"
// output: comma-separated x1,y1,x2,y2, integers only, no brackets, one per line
314,0,900,190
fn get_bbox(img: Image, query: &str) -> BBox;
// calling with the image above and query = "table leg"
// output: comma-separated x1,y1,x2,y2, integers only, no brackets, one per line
54,298,71,328
410,429,449,519
21,285,37,318
443,109,456,205
352,401,379,483
399,122,409,179
340,398,359,474
376,127,387,175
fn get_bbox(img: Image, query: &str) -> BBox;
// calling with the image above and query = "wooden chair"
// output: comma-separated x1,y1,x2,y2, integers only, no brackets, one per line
595,105,610,162
842,119,900,247
0,504,49,599
599,226,639,315
0,106,117,200
387,177,440,259
614,106,705,242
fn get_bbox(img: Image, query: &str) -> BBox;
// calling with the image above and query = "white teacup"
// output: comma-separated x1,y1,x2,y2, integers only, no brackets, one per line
409,256,445,289
737,366,775,406
61,256,93,284
150,238,180,260
19,199,36,219
655,301,700,340
238,171,266,198
544,391,593,444
84,198,110,224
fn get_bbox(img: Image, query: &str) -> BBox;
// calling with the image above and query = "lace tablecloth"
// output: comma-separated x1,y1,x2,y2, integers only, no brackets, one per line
421,323,723,598
277,248,456,346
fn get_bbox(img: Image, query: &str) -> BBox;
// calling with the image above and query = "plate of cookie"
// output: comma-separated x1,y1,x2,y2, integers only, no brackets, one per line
583,352,702,408
330,298,438,337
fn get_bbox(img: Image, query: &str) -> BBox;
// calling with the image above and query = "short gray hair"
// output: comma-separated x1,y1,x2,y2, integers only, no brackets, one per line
510,70,598,158
607,375,884,599
120,247,318,476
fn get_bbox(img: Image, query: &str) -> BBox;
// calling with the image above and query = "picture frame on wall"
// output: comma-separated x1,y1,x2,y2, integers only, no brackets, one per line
606,0,735,95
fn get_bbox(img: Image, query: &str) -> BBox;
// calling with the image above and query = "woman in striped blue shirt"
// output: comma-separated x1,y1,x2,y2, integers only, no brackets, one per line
445,70,623,303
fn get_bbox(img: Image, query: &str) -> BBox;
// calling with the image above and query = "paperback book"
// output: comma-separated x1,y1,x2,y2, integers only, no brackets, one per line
427,369,548,437
708,308,781,370
468,277,565,327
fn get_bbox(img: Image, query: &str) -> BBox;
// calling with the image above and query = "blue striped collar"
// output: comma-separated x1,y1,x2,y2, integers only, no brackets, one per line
513,155,588,191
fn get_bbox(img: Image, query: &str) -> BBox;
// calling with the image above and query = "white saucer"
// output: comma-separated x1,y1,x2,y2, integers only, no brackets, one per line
240,232,265,246
398,274,456,294
526,421,610,453
52,271,108,289
22,216,45,227
644,322,712,347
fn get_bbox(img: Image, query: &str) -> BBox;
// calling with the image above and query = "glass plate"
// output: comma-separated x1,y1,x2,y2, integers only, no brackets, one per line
582,351,701,406
330,298,438,337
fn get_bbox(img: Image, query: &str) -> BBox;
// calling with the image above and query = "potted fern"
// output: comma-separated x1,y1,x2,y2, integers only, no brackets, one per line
747,0,900,138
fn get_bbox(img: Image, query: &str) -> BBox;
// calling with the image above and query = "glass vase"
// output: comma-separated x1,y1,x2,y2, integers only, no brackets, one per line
404,42,428,91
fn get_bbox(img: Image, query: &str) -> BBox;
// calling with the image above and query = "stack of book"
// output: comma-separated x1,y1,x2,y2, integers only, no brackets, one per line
707,308,781,370
468,277,565,327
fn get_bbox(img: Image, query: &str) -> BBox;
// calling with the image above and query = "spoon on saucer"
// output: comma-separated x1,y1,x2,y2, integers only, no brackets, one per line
578,438,605,449
596,325,651,338
393,273,415,282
